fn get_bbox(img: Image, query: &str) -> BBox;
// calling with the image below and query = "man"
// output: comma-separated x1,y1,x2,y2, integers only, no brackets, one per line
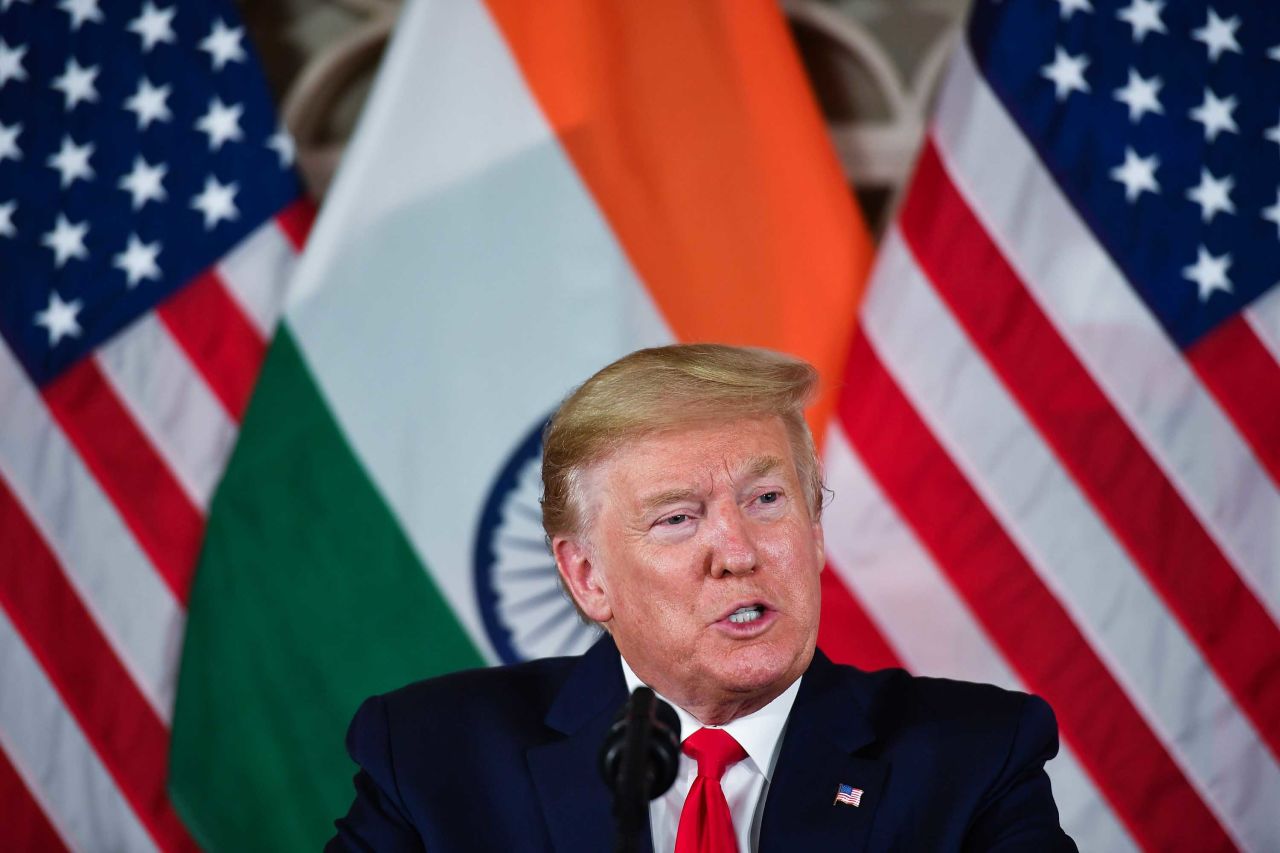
328,344,1077,851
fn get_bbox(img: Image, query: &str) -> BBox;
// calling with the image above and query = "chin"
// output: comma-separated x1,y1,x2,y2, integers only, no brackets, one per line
713,642,809,696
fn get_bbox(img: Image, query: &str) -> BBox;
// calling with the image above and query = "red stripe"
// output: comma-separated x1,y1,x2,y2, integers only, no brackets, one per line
838,330,1234,851
275,196,317,252
0,480,198,852
818,565,903,671
0,747,68,852
1186,314,1280,487
43,359,203,603
158,269,266,422
901,140,1280,760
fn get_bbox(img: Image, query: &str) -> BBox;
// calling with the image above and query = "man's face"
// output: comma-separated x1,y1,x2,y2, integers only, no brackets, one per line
555,416,824,722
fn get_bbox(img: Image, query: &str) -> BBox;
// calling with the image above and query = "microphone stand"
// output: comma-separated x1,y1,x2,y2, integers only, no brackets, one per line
600,687,681,853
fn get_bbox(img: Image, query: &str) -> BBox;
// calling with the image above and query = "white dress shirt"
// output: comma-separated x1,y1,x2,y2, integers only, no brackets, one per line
621,658,802,853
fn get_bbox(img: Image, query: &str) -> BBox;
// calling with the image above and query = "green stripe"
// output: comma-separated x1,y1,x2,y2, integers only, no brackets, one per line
169,325,485,852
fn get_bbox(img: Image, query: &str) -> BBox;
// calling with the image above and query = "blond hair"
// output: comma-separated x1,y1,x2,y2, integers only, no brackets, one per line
541,344,823,539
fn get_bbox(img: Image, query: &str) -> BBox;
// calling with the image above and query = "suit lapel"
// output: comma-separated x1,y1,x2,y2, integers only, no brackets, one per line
526,636,653,853
759,651,887,852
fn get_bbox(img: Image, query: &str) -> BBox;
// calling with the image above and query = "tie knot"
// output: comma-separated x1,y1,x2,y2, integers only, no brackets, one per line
682,728,747,781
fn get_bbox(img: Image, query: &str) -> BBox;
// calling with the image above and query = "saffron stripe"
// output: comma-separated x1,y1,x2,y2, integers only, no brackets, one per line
0,480,196,852
483,0,868,441
1186,314,1280,488
838,330,1234,852
158,269,267,422
0,745,69,853
42,358,203,604
901,140,1280,765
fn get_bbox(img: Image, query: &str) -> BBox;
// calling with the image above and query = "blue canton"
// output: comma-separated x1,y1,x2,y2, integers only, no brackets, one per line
968,0,1280,349
0,0,298,386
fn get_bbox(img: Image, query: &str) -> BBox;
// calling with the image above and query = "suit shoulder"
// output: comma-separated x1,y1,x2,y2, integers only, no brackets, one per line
846,665,1052,742
375,654,580,723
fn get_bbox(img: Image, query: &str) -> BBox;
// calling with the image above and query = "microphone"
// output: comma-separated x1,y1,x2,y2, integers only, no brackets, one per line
599,687,681,853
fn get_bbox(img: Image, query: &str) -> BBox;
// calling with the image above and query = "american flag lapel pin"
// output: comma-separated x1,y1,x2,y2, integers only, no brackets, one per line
833,783,864,807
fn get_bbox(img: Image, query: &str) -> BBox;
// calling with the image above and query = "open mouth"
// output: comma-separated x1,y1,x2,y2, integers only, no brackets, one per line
726,604,766,624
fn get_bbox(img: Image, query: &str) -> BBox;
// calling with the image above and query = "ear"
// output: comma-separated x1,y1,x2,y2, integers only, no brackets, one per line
811,519,826,571
553,534,613,623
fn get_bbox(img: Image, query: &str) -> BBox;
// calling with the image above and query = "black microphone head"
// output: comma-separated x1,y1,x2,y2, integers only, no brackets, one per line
599,687,682,800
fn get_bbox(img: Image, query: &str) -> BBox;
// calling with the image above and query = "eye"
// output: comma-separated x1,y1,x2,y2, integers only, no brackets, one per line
662,514,689,526
758,491,780,504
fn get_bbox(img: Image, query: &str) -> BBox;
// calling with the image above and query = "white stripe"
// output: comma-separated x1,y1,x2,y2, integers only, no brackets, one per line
823,427,1017,690
932,42,1280,624
1243,284,1280,368
0,342,184,723
95,315,238,511
283,0,673,661
216,217,298,338
861,228,1279,850
822,425,1137,852
0,608,158,853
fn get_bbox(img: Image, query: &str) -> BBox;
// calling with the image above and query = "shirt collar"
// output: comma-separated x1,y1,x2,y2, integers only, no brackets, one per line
619,656,802,782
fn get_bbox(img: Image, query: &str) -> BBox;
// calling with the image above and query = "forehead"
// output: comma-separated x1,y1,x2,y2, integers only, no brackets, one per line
591,417,798,499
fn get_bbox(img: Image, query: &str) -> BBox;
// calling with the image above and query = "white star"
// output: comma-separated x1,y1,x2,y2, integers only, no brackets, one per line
195,97,244,150
57,0,103,31
128,2,176,52
0,38,27,89
124,77,172,129
1116,0,1166,42
47,135,94,188
34,292,83,346
1262,189,1280,239
50,57,99,110
41,214,89,267
191,175,239,229
1192,9,1242,62
1042,47,1090,101
1265,113,1280,151
1110,148,1160,202
0,120,20,163
114,234,162,286
267,129,295,168
1186,169,1235,223
1183,246,1232,301
1056,0,1092,19
1270,45,1280,62
118,156,167,210
0,199,15,237
1189,89,1238,142
199,19,246,71
1114,69,1163,123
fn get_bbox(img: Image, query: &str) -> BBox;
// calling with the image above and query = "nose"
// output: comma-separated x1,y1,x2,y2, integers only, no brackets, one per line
708,504,758,578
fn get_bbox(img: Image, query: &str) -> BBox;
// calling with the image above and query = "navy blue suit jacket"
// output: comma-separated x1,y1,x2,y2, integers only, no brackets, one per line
328,636,1076,851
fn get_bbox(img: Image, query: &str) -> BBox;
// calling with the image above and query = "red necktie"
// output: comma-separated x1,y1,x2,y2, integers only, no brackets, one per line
674,728,748,853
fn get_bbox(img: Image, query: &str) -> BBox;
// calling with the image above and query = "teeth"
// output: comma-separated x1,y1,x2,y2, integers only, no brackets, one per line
728,606,762,624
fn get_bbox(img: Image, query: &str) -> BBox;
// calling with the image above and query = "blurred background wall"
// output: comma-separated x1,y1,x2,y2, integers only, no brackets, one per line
242,0,973,234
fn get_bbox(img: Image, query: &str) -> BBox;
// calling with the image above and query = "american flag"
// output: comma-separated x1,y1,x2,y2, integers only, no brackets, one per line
0,0,309,848
833,783,863,808
820,0,1279,850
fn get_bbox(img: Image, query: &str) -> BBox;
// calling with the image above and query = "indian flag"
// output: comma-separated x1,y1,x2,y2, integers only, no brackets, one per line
169,0,871,849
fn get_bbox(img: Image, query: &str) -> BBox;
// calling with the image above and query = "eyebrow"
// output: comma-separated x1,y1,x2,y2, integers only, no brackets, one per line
635,456,785,514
